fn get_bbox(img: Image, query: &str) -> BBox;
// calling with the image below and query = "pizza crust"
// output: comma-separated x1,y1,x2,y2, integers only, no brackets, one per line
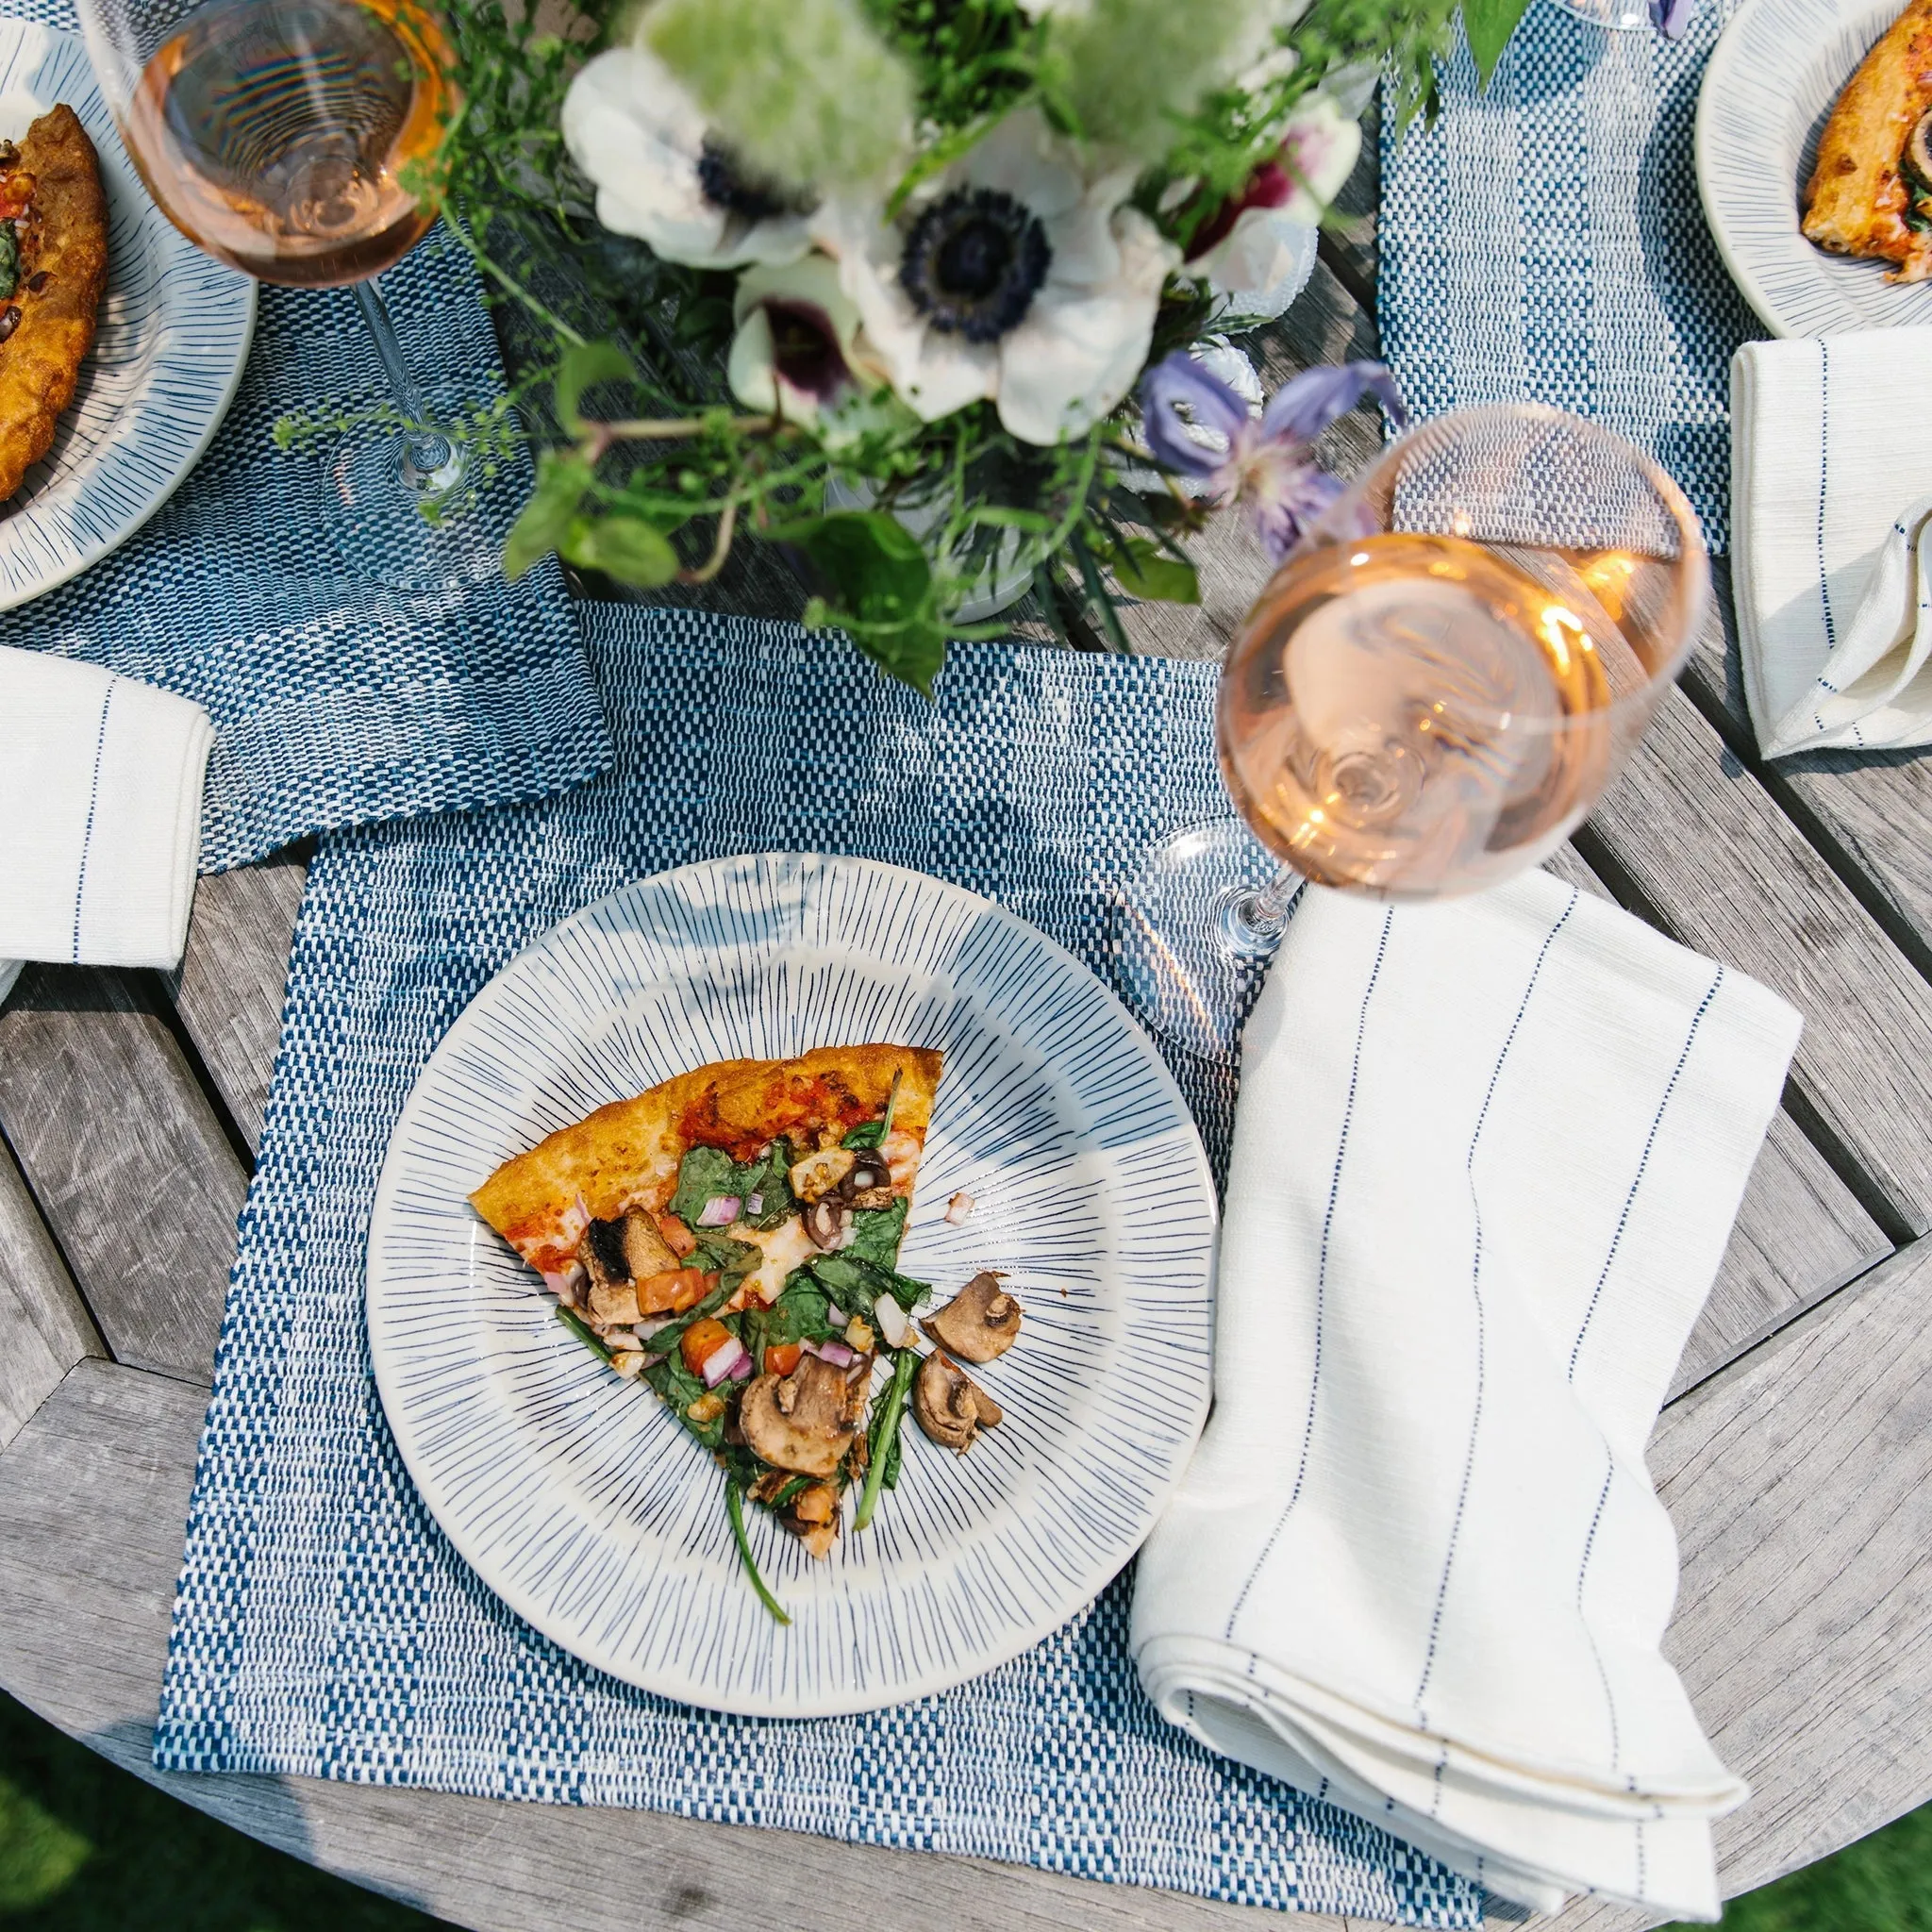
1801,0,1932,283
471,1043,941,1276
0,105,108,501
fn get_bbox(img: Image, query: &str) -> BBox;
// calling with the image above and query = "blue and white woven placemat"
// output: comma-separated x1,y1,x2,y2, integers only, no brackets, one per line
1379,0,1765,549
152,606,1479,1927
0,2,608,872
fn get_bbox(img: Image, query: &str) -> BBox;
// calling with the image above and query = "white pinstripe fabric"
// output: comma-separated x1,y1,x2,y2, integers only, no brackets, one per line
1133,869,1803,1922
1731,331,1932,757
0,644,210,968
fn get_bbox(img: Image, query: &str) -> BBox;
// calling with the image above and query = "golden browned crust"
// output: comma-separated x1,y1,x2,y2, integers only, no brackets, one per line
470,1044,942,1274
1802,0,1932,283
0,105,107,501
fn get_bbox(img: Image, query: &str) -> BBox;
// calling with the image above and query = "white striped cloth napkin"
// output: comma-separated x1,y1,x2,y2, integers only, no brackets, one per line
0,646,211,990
1731,330,1932,758
1132,868,1802,1921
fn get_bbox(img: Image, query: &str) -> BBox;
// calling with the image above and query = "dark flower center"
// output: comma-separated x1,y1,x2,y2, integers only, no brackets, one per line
765,300,848,402
696,140,810,223
899,187,1052,343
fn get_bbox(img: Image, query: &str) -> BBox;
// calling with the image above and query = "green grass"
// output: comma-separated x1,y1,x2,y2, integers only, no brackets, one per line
5,1681,1929,1928
0,1690,447,1929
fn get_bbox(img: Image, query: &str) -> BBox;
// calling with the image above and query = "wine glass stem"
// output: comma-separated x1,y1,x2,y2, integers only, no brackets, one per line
352,278,459,497
1221,861,1303,960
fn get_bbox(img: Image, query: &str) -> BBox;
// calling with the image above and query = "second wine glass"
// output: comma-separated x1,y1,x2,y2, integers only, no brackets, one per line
1119,402,1708,1060
79,0,489,589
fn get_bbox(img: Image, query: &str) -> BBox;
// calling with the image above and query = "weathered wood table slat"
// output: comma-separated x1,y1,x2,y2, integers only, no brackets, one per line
5,119,1932,1932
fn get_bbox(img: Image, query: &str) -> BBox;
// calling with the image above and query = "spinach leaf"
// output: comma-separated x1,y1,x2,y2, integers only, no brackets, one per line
686,1231,758,1284
0,223,18,304
846,1198,908,1268
645,1352,725,1447
737,1138,796,1230
669,1146,741,1228
808,1252,929,1320
762,1276,837,1346
841,1120,885,1150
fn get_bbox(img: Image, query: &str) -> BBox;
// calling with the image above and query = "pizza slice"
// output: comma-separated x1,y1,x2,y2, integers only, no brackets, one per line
1801,0,1932,284
0,105,108,502
471,1044,943,1611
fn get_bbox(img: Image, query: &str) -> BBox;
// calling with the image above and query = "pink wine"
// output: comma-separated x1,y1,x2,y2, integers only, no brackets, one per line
1219,532,1626,898
125,0,457,287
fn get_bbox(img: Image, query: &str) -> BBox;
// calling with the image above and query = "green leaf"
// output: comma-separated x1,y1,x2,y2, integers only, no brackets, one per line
808,1251,928,1319
846,1198,908,1269
669,1146,740,1228
762,1277,837,1346
774,512,947,695
854,1347,918,1531
556,339,635,438
502,453,591,582
559,514,679,589
1107,536,1201,606
737,1139,797,1231
1461,0,1532,84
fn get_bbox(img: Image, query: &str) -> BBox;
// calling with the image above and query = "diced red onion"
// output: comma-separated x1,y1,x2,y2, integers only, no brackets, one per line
697,1194,741,1227
745,1192,764,1217
727,1354,754,1381
640,1352,665,1371
945,1191,974,1225
874,1295,913,1350
700,1336,749,1387
824,1304,846,1328
805,1337,857,1369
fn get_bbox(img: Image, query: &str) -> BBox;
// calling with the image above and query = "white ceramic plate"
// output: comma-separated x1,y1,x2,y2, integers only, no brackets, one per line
0,18,254,608
366,854,1218,1719
1697,0,1932,337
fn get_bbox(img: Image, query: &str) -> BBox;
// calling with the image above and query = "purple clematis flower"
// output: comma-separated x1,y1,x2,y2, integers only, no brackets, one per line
1139,352,1407,560
1649,0,1694,38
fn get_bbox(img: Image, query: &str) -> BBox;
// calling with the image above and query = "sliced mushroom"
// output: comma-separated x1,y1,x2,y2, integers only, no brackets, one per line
919,1272,1023,1364
790,1145,856,1203
913,1352,1004,1453
1909,108,1932,191
579,1209,681,1327
802,1195,853,1251
784,1479,841,1558
737,1355,864,1476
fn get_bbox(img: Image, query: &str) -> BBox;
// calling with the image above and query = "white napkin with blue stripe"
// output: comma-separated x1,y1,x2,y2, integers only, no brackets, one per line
1132,868,1802,1921
1732,330,1932,758
0,646,210,986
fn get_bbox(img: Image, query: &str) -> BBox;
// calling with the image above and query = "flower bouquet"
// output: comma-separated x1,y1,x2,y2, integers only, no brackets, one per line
434,0,1463,690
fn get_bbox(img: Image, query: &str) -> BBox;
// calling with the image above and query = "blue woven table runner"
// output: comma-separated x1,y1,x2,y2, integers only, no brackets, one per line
1379,0,1764,549
152,605,1478,1926
0,2,608,872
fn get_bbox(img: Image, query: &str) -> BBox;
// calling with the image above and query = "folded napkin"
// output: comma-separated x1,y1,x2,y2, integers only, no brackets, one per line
0,646,210,975
1731,330,1932,758
1132,868,1803,1921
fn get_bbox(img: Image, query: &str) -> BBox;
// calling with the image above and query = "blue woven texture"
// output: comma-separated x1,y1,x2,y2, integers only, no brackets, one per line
1378,0,1766,550
0,0,608,872
152,606,1479,1927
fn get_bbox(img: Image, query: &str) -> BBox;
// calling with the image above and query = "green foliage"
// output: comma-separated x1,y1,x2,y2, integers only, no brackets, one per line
647,0,916,188
1104,534,1202,605
808,1250,931,1319
504,450,592,580
1051,0,1271,154
0,1688,445,1927
847,1196,909,1267
1460,0,1532,83
774,510,950,695
559,512,679,587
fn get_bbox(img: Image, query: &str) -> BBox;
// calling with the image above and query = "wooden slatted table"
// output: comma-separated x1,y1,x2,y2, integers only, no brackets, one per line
5,123,1932,1932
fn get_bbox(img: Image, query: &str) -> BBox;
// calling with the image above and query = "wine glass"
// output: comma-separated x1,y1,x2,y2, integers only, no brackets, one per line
1118,401,1708,1060
76,0,491,590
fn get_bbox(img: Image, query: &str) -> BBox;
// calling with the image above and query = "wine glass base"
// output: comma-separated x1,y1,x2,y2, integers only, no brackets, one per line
1116,819,1295,1064
324,385,513,595
1549,0,1654,28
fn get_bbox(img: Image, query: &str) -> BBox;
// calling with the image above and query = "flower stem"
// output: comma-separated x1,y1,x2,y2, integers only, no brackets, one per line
677,501,739,585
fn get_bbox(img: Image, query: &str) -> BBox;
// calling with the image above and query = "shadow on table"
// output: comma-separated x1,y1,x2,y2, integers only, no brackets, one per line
0,1691,450,1929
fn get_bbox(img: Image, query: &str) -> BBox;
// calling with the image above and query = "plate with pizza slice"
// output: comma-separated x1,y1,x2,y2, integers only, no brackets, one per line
367,853,1217,1718
0,18,253,608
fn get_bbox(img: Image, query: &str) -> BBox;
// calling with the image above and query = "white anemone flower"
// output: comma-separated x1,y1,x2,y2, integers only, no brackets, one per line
1186,95,1362,309
561,46,813,271
811,108,1179,446
726,255,891,439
